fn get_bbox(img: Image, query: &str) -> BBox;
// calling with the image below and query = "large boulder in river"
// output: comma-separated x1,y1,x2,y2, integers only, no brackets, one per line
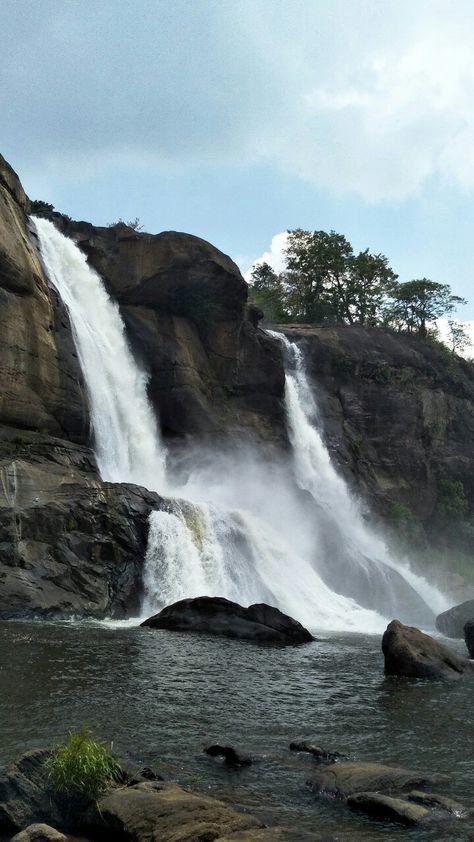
382,619,472,680
141,596,314,644
436,599,474,638
307,760,447,799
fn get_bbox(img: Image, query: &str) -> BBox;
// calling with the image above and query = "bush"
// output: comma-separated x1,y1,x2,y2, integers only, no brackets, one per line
30,199,54,214
44,728,121,802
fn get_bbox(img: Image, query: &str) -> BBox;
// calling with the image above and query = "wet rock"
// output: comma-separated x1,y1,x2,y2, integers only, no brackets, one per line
347,792,429,825
436,600,474,638
407,790,467,815
307,760,447,799
141,596,314,644
0,457,162,619
382,619,472,680
0,749,61,833
205,745,252,767
464,619,474,658
84,780,267,841
10,824,67,842
290,742,347,763
125,767,164,786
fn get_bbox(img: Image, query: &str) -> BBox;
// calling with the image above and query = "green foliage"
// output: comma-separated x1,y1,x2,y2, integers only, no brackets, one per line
383,279,466,338
30,199,54,214
44,728,121,802
248,262,288,323
246,231,468,344
436,480,469,522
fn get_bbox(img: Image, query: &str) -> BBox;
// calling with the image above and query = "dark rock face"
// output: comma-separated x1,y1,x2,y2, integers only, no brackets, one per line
0,749,61,834
307,760,447,799
281,325,474,553
0,157,89,445
436,599,474,638
464,619,474,658
382,619,471,680
141,596,314,643
40,214,287,444
0,448,161,619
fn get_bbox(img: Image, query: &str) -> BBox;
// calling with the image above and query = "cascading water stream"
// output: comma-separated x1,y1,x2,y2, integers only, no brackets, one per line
32,217,447,632
268,330,449,620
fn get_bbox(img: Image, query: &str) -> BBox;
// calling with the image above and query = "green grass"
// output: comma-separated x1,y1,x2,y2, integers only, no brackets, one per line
44,728,122,802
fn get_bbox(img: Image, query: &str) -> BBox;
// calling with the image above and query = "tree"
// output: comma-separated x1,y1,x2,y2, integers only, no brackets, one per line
384,279,466,338
348,250,398,326
448,320,470,356
284,229,354,323
247,262,287,323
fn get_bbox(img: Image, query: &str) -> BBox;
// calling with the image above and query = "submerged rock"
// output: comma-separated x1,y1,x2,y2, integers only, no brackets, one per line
290,741,347,763
465,619,474,658
436,600,474,638
205,745,252,767
307,760,447,799
347,792,429,825
382,619,472,680
141,596,314,644
406,790,467,815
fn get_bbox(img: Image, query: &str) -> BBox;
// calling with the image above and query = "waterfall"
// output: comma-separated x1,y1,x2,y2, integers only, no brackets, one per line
268,331,449,620
32,217,166,490
33,217,447,632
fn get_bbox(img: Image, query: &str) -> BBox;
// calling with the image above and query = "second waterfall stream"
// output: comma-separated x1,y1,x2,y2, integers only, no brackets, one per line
32,217,448,632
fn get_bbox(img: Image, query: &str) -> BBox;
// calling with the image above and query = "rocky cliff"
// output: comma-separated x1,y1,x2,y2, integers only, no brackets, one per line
282,325,474,562
0,153,473,618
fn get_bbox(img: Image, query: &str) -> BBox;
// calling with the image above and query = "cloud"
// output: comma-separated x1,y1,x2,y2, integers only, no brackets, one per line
4,1,474,204
244,231,288,281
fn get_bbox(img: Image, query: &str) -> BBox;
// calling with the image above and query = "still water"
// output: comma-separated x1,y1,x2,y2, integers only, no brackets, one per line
0,622,472,841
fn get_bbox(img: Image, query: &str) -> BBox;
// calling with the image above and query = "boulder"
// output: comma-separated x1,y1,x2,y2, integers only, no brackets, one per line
347,792,429,825
0,749,61,834
10,824,67,842
0,454,162,619
382,619,472,680
85,780,267,841
436,600,474,638
406,790,466,815
289,742,347,763
141,596,314,644
464,619,474,658
307,760,447,799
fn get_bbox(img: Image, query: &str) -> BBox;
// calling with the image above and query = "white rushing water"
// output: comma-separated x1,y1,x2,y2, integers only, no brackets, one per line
33,217,447,632
32,217,166,490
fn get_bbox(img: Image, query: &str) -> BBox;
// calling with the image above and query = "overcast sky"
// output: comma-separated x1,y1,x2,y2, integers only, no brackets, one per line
2,0,473,316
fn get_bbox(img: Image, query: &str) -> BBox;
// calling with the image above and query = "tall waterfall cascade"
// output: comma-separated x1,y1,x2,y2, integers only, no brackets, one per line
33,217,448,632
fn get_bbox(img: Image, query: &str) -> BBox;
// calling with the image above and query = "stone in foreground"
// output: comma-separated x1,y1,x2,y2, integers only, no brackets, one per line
436,600,474,638
382,619,471,680
86,780,327,841
10,825,67,842
205,745,252,766
141,596,314,644
347,792,429,825
307,760,447,799
407,790,467,815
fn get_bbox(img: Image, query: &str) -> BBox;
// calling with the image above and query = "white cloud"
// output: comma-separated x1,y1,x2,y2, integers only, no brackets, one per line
244,231,288,281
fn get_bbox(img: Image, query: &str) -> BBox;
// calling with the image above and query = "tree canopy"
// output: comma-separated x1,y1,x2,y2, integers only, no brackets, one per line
248,229,467,345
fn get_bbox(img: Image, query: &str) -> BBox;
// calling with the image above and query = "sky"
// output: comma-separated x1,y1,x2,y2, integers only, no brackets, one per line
1,0,474,317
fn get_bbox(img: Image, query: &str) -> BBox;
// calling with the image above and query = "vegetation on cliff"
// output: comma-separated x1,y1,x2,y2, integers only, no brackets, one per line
249,229,468,351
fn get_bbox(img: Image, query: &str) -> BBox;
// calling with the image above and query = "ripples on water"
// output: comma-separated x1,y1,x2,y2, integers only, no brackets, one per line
0,622,472,841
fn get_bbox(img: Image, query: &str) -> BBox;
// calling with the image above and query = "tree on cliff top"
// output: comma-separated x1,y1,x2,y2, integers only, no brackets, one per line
384,279,466,338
